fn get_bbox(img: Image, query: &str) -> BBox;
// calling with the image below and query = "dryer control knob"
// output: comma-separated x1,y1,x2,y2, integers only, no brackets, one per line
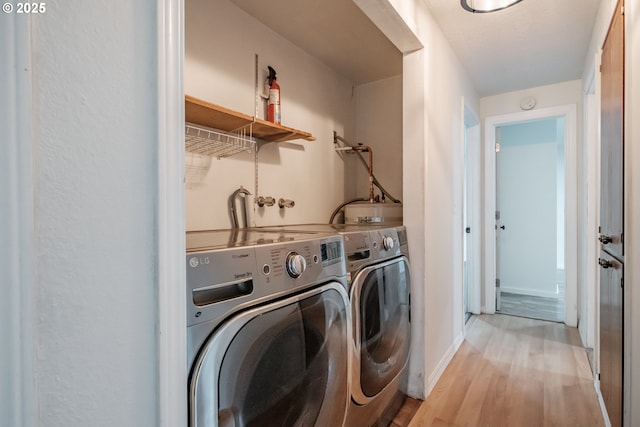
382,236,395,251
286,252,307,278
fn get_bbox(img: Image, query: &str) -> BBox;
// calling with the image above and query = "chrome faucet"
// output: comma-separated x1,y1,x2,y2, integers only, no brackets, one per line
228,186,251,228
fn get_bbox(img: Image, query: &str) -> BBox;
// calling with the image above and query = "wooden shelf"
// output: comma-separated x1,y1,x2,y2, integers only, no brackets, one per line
185,95,315,143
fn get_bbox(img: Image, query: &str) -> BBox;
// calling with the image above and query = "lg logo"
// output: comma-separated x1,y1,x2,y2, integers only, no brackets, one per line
189,256,210,268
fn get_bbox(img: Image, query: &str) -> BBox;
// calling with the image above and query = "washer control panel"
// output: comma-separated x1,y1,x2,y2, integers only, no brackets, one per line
253,235,346,285
370,229,401,258
285,252,307,278
382,235,395,251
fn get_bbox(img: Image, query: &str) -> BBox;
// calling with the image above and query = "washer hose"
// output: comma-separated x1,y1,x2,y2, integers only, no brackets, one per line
329,198,366,224
333,132,401,203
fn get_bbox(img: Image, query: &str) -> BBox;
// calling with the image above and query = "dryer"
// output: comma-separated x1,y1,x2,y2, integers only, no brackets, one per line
258,224,412,427
186,229,350,427
343,225,411,427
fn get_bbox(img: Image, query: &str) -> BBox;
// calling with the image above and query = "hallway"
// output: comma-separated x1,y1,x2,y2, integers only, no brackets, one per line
407,314,603,427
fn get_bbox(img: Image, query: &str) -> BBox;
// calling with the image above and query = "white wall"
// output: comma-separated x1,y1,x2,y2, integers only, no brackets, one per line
17,2,160,426
185,0,359,230
374,0,480,398
355,76,403,202
578,0,617,355
481,80,583,120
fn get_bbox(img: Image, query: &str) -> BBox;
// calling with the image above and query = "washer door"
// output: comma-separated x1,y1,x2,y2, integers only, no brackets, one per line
351,256,411,404
189,282,350,427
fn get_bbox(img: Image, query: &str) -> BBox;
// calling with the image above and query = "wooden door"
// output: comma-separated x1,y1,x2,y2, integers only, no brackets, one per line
599,1,624,426
599,252,623,427
600,0,624,260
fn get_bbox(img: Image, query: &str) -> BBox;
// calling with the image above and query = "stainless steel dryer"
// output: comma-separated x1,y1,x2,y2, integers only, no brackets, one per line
258,224,412,427
186,229,350,427
343,225,411,427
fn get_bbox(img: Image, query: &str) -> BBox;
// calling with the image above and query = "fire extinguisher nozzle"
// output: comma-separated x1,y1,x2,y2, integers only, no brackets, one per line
267,66,277,85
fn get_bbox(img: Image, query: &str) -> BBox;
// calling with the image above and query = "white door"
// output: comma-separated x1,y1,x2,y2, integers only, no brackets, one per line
495,118,565,321
463,106,481,318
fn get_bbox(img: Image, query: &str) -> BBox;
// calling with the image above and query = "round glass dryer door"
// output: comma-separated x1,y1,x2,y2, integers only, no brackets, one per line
351,256,411,403
189,283,350,427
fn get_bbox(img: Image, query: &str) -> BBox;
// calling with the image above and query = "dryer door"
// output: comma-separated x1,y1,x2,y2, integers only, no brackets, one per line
189,282,350,427
351,256,411,404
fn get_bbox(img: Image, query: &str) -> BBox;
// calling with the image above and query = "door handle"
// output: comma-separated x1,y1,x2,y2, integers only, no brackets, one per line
599,258,614,269
598,235,613,244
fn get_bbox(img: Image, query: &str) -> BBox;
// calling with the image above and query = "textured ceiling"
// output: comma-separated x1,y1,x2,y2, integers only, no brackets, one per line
230,0,601,96
423,0,602,96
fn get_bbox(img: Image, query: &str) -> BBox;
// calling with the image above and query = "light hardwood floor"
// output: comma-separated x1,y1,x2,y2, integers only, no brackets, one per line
406,314,604,427
498,292,564,323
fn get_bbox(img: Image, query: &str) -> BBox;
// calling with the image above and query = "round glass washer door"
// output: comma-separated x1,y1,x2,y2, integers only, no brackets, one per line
189,282,350,427
351,256,411,404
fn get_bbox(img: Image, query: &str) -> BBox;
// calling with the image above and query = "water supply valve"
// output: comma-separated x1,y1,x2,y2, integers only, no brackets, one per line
256,196,275,207
278,198,295,209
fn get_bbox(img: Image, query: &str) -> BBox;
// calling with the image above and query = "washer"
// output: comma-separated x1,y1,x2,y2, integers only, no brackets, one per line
345,225,411,427
186,228,350,427
258,224,412,427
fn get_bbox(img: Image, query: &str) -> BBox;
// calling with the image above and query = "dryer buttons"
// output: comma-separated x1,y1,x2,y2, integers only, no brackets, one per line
285,252,307,278
382,236,395,251
262,264,271,275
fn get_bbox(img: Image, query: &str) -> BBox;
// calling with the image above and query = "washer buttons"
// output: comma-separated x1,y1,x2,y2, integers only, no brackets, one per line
262,264,271,275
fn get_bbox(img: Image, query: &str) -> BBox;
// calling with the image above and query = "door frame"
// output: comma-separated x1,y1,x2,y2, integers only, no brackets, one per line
582,64,600,355
463,101,482,318
1,13,37,426
483,104,578,326
156,0,187,425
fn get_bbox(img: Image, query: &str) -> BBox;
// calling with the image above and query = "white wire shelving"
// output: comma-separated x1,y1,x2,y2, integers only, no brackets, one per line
184,123,256,159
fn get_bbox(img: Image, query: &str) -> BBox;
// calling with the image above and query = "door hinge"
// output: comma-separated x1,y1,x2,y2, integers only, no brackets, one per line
621,278,624,289
598,373,601,381
496,278,501,288
621,5,624,15
495,210,501,221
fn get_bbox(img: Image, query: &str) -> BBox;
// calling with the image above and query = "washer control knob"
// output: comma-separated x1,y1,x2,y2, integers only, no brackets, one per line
382,236,395,251
286,252,307,278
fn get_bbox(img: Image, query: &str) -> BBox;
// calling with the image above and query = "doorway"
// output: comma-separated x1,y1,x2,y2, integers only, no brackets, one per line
494,118,566,323
463,104,481,324
484,105,578,326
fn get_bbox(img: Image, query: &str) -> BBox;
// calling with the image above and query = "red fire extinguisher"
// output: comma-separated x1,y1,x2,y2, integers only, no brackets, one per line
267,66,281,124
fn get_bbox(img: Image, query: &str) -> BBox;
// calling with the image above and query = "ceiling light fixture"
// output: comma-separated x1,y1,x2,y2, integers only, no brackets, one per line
460,0,524,13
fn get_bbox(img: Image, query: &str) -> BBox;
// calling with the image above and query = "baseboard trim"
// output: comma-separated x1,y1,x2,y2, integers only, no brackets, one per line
426,333,464,396
501,286,559,299
594,378,612,427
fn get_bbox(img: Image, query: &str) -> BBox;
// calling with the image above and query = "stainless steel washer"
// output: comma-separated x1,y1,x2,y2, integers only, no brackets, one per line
258,224,412,427
345,225,411,427
186,229,350,427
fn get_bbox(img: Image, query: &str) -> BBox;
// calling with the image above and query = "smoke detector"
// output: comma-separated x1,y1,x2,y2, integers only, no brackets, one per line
520,96,536,110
